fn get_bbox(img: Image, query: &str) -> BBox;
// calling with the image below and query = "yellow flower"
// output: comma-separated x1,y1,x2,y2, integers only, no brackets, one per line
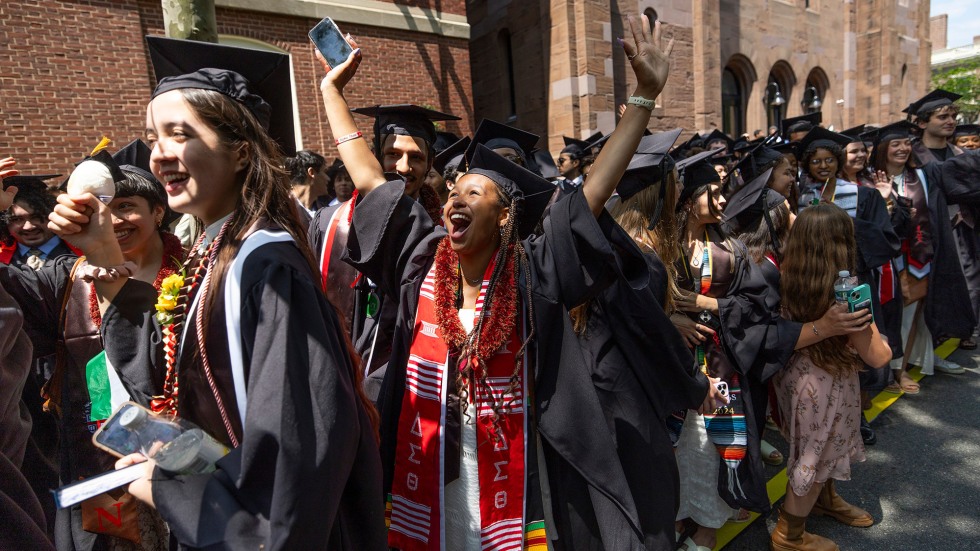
160,274,184,294
155,295,177,313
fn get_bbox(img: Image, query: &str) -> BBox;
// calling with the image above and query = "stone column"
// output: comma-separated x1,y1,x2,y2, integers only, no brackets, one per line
691,0,721,132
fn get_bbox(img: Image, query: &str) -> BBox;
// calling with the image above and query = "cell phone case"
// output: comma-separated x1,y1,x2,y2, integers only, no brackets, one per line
309,17,353,68
846,283,873,320
91,402,145,458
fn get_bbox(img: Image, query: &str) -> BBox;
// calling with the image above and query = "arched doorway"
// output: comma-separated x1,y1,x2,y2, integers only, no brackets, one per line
765,61,796,130
722,55,757,137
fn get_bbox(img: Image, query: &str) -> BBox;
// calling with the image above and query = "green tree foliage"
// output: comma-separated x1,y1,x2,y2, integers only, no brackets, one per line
161,0,217,42
932,59,980,122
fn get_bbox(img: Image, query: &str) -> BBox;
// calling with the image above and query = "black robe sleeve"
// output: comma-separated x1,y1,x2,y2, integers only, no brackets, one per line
0,257,75,359
100,280,166,407
854,187,902,273
150,245,386,551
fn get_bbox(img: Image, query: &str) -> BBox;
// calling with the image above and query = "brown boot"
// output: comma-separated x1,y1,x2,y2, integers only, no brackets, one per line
811,480,874,527
770,507,839,551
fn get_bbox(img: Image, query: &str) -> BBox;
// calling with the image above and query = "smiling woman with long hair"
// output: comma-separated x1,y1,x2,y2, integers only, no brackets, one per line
47,39,384,549
318,15,674,550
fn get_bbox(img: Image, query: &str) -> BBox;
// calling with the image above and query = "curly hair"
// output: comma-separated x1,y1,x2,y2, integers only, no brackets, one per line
801,144,845,182
780,203,861,378
0,180,57,245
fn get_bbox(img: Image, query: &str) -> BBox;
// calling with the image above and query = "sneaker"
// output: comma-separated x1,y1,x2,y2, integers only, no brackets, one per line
934,356,965,374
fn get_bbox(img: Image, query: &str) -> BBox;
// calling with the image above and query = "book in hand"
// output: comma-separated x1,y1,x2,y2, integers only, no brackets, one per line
52,463,145,509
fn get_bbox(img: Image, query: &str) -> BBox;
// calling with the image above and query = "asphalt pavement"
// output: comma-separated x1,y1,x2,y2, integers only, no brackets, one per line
723,347,980,551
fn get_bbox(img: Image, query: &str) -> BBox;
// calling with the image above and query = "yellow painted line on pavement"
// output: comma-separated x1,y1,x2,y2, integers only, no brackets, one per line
714,346,953,550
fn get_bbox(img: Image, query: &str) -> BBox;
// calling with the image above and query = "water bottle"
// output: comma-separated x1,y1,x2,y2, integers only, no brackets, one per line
117,405,229,474
833,270,858,304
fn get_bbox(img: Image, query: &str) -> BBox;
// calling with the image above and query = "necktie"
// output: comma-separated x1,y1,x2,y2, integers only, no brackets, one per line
26,248,44,270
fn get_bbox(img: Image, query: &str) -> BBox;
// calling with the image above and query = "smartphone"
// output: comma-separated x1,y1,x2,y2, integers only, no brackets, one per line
714,381,729,399
847,283,873,321
91,402,144,458
309,17,354,68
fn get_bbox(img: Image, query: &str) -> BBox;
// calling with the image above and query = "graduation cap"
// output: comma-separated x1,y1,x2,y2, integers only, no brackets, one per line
325,158,345,179
528,149,560,180
561,136,590,158
111,139,156,184
903,89,962,119
615,128,683,228
433,131,460,154
772,141,799,157
732,136,753,153
732,144,783,186
796,127,851,159
954,124,980,138
840,124,868,141
466,144,555,238
3,174,61,190
464,119,539,167
780,112,822,140
702,129,735,152
676,148,723,208
146,35,297,155
670,132,702,157
432,136,471,175
351,104,460,160
722,167,786,249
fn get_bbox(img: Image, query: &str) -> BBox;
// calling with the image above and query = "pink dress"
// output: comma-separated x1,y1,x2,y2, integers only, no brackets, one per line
773,352,866,497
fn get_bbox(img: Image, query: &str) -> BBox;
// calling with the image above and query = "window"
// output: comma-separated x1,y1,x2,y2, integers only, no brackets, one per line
722,68,745,137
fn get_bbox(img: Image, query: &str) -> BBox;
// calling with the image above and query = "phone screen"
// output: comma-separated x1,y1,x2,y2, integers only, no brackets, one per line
309,17,353,69
91,403,143,458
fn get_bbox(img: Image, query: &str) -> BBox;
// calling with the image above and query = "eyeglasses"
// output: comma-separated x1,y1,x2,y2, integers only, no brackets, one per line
809,157,837,167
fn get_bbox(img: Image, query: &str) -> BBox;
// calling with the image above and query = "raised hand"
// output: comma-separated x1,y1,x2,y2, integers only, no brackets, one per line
621,15,674,99
873,170,892,200
315,35,362,95
0,158,20,211
47,193,118,254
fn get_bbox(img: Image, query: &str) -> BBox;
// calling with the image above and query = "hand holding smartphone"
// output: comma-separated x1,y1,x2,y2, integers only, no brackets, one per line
309,17,354,69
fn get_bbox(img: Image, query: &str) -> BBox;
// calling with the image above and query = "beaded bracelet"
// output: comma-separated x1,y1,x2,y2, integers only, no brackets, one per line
335,131,363,145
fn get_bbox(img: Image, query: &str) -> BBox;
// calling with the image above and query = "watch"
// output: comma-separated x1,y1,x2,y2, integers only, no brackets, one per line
627,95,655,111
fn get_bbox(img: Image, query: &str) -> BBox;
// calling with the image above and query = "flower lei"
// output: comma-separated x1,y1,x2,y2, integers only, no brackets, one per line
432,237,517,367
87,232,185,328
150,231,219,417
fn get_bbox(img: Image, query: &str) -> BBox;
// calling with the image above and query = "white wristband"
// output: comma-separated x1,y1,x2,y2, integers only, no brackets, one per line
627,95,655,111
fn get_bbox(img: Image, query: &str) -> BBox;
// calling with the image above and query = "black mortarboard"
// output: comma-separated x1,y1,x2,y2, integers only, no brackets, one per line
326,158,345,179
722,167,786,241
528,149,560,180
732,144,783,185
796,127,851,158
3,174,60,190
702,129,735,152
561,136,590,158
466,144,555,238
112,139,156,184
772,141,798,156
671,132,702,156
464,119,539,167
433,136,471,174
616,128,683,200
954,124,980,138
433,131,460,154
676,149,723,208
352,104,460,159
903,89,962,119
733,137,753,153
146,35,296,155
780,112,822,140
840,124,868,141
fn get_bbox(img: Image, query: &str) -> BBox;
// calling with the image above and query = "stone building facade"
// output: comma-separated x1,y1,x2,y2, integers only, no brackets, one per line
468,0,933,154
1,0,473,175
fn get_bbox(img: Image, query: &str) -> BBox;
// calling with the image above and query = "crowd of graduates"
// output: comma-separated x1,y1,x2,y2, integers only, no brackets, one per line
1,14,979,551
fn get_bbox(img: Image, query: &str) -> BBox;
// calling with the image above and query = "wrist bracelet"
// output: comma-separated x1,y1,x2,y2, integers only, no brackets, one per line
335,131,363,145
627,95,655,111
78,261,138,283
811,322,820,336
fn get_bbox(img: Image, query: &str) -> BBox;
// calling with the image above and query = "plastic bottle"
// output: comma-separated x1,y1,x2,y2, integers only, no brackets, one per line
118,405,229,474
833,270,858,304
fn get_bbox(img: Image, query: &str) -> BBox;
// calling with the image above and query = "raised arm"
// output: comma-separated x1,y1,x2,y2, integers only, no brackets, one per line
583,15,673,217
316,43,388,195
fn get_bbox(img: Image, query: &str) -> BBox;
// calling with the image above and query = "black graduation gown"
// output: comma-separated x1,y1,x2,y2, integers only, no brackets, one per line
674,233,774,513
917,151,980,341
577,248,708,550
345,181,654,549
101,237,386,551
0,281,55,551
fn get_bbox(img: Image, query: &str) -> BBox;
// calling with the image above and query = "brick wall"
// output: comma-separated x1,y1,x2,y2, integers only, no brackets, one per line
0,0,472,176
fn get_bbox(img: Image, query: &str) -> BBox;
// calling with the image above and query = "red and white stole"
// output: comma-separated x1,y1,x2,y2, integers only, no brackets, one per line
388,252,528,551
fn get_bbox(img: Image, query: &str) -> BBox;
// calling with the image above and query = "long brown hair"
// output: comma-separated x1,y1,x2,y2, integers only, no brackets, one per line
780,203,860,378
180,88,380,436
